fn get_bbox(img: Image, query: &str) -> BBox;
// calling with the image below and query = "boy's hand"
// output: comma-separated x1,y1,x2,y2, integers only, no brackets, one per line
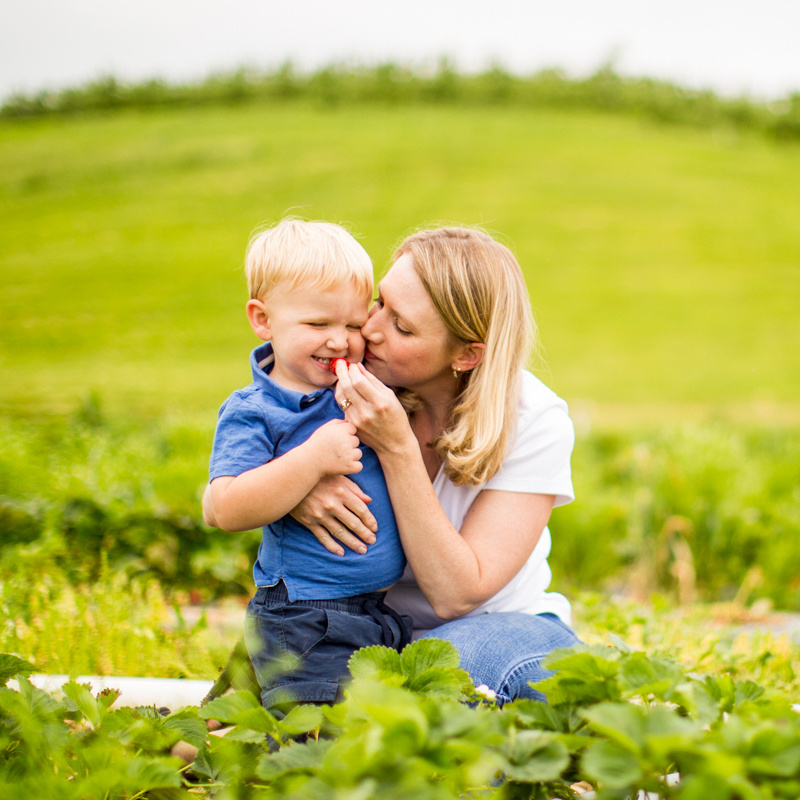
310,419,363,476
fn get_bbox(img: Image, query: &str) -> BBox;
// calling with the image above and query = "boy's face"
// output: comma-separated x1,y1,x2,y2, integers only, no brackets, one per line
254,281,369,394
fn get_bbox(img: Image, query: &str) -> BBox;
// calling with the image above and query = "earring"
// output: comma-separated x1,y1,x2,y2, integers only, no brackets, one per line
453,368,461,378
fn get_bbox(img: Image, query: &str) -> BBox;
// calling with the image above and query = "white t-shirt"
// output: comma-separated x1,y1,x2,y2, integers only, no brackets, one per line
385,370,575,637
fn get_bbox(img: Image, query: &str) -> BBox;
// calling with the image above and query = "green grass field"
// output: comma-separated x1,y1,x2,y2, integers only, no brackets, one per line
2,102,799,425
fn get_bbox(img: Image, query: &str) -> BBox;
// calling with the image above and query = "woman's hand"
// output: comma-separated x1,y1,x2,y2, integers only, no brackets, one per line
289,475,378,557
333,362,415,455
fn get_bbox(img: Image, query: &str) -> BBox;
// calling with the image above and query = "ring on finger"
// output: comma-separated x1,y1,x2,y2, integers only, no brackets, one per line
339,398,352,411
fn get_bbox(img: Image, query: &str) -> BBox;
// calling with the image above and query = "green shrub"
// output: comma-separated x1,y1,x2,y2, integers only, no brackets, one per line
550,425,800,608
3,63,799,143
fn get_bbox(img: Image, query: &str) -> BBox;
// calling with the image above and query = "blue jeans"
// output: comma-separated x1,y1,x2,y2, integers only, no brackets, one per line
420,612,580,705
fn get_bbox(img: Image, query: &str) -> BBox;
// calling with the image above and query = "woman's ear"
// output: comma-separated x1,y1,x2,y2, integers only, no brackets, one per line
452,342,486,374
246,299,272,341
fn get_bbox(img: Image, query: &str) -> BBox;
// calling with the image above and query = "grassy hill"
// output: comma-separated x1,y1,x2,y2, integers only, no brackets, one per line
2,101,799,426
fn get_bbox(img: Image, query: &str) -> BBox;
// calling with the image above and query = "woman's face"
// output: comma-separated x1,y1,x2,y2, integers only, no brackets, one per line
362,253,460,393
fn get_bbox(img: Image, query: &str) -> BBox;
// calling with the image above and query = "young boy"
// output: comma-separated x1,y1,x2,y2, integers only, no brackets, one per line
206,219,409,710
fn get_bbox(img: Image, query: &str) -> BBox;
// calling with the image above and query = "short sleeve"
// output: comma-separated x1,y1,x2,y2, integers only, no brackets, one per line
483,379,575,506
209,394,276,481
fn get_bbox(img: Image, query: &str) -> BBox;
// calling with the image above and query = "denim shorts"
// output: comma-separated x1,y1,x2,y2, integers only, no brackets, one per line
245,581,412,708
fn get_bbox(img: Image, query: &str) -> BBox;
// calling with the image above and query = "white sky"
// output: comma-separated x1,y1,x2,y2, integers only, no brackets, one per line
2,0,799,102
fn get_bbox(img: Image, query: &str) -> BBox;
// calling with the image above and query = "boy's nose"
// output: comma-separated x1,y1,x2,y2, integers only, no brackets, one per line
327,331,348,351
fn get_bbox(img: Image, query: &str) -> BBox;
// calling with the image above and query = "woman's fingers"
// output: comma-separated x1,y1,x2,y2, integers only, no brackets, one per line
306,525,346,557
329,525,370,554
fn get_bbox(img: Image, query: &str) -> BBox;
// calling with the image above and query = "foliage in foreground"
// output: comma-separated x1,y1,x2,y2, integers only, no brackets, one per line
3,63,800,144
3,638,800,799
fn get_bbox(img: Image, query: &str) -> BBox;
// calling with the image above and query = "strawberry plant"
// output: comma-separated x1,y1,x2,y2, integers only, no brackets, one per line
3,638,800,798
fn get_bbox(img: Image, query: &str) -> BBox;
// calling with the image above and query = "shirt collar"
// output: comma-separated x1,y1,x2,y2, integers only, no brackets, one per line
249,342,330,411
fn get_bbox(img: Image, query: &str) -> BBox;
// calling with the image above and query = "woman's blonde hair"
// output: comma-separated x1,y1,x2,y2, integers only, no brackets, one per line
245,218,373,302
395,227,536,487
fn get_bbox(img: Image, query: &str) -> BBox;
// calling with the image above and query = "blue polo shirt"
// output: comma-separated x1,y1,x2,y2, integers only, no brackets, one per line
209,342,406,601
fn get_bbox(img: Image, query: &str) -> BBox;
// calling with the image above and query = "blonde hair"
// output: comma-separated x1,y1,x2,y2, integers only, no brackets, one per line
245,218,373,302
395,227,536,487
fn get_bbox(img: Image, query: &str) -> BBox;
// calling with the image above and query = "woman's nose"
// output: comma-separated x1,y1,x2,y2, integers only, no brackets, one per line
361,313,382,342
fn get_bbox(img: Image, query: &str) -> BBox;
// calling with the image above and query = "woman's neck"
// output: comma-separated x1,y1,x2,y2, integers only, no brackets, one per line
410,381,459,441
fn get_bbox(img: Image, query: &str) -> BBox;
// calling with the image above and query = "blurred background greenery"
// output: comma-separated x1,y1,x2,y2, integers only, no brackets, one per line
1,68,799,675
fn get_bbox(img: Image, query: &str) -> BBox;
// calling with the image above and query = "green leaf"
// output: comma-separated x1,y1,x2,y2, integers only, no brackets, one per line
506,698,582,733
619,652,684,700
503,730,570,783
162,708,208,747
0,653,42,685
257,738,330,780
197,689,264,722
278,703,324,736
96,687,122,711
582,739,643,789
535,647,623,706
15,675,66,719
62,680,101,727
117,717,173,752
734,679,766,707
747,729,800,777
400,638,461,678
126,755,183,791
581,702,645,754
671,680,722,726
348,645,402,679
406,667,465,699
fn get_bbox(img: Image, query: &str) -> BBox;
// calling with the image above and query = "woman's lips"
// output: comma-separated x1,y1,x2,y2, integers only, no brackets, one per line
364,348,380,362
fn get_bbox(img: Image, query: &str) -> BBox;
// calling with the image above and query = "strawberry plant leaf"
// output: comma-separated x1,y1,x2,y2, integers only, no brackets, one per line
61,680,101,727
257,738,331,780
278,703,324,736
582,738,644,789
125,754,184,792
406,666,465,699
0,653,41,685
161,707,208,747
197,689,265,723
96,686,121,711
348,644,402,679
581,701,646,754
400,638,460,678
502,730,570,783
619,651,684,700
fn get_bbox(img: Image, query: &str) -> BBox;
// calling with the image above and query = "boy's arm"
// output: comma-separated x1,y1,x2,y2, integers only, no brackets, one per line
210,418,363,532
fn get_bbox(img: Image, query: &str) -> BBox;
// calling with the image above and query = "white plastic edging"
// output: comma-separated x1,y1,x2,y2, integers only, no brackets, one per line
9,674,215,709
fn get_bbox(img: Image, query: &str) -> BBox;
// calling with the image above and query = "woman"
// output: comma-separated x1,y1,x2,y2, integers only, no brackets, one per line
293,226,580,704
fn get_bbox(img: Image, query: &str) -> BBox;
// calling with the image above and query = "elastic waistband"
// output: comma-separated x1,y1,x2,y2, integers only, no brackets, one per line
253,580,387,613
253,580,411,650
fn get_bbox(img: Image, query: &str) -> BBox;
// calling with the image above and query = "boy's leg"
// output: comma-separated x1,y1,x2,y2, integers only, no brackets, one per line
245,583,411,710
420,612,580,705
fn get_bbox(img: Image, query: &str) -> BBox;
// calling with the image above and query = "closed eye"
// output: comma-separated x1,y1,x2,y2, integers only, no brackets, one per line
393,318,411,335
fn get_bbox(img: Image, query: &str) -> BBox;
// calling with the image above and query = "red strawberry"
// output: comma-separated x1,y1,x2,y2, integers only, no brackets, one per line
329,357,349,374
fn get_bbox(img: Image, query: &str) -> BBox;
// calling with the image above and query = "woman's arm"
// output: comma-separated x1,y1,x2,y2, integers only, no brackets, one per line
335,363,555,619
377,435,554,619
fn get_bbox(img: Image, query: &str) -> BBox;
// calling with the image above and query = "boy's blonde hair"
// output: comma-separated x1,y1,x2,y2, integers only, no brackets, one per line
394,227,536,487
245,219,374,301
